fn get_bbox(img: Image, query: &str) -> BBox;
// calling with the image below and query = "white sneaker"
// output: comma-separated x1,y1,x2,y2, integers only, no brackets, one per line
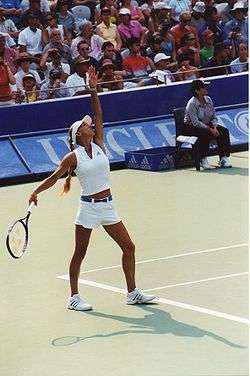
219,156,232,168
200,157,212,170
127,288,156,305
67,294,92,311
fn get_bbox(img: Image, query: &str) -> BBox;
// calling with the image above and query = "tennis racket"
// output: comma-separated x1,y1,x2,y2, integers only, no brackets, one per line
6,202,34,259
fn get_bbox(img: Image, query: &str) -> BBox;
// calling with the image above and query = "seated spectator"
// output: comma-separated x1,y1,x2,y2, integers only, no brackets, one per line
40,47,70,82
15,72,39,102
40,68,70,99
77,40,98,68
19,0,47,29
0,31,16,48
18,13,43,57
97,59,123,91
204,41,232,76
0,56,15,105
0,0,22,25
151,2,173,33
168,0,191,22
15,52,41,88
176,53,199,81
95,0,118,25
177,32,200,67
55,0,75,36
146,33,163,60
225,2,248,45
201,6,227,45
149,52,175,84
20,0,50,13
230,41,248,73
71,21,104,61
120,0,145,23
0,33,18,73
0,7,19,39
42,12,71,46
171,11,199,49
43,28,72,66
66,56,90,96
190,1,206,34
199,29,214,67
96,7,122,51
123,37,154,78
117,8,145,48
98,40,124,74
159,21,176,60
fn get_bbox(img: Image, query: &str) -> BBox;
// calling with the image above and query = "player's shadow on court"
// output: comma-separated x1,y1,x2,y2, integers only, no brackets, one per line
201,166,248,176
51,304,245,348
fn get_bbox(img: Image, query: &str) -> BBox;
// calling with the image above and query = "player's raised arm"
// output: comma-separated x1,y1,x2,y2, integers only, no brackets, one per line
88,67,104,148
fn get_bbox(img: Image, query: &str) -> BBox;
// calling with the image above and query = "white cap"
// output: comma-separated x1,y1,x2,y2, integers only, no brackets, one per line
119,8,131,15
70,115,92,145
230,1,246,11
154,2,171,10
154,53,171,63
193,1,206,13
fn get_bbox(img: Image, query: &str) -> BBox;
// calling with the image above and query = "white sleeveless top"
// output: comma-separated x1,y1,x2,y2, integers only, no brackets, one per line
74,142,111,196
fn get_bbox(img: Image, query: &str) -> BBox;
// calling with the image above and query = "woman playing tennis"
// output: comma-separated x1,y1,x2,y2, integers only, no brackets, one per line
28,67,155,311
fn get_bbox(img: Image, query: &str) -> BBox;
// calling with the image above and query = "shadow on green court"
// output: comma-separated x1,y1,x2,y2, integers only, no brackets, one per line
51,304,245,348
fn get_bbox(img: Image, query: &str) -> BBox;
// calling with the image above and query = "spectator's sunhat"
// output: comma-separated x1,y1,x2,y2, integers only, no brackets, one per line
16,52,34,64
74,57,90,65
192,1,206,13
102,59,114,68
22,73,36,81
191,79,210,91
154,2,171,10
119,8,131,15
230,1,247,12
49,69,62,79
154,53,171,63
202,29,214,39
70,115,93,145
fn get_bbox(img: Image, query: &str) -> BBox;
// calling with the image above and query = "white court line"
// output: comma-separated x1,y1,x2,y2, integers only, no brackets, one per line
143,272,249,292
68,243,247,277
57,275,249,325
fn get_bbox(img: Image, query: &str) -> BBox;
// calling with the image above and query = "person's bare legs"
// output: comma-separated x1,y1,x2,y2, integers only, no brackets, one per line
103,221,136,292
69,225,92,296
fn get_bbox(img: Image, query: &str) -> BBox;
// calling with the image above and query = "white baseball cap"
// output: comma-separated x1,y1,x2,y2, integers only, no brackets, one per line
193,1,206,13
119,8,131,15
154,53,171,63
70,115,92,145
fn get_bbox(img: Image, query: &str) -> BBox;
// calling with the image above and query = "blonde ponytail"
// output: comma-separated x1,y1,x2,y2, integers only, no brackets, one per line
61,129,75,195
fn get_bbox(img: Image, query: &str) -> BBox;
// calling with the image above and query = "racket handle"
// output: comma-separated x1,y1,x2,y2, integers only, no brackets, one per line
27,202,34,213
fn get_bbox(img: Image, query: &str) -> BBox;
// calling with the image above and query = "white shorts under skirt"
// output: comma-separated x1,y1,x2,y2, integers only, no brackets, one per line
75,199,121,229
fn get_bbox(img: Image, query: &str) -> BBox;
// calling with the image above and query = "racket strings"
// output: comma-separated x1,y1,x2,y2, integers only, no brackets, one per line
8,222,27,256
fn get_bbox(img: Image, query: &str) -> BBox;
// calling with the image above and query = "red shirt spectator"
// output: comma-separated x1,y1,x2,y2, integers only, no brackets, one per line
0,58,16,104
0,34,18,73
171,11,199,49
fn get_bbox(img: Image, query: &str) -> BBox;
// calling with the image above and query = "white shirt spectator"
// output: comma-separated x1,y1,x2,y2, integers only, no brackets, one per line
66,72,89,96
20,0,50,13
0,18,18,34
43,61,70,82
14,68,41,89
71,35,103,61
149,69,173,84
230,57,248,73
18,27,43,55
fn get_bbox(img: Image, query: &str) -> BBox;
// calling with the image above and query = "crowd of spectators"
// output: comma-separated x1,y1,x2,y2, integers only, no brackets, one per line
0,0,248,105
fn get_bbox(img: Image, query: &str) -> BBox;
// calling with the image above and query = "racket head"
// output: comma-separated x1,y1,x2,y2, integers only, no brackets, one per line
6,219,28,259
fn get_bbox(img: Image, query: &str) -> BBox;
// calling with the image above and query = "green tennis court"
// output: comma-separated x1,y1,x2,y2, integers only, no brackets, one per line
1,152,248,376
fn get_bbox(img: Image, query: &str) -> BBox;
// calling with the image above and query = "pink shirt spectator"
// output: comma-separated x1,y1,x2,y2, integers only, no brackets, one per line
118,20,142,41
3,47,18,74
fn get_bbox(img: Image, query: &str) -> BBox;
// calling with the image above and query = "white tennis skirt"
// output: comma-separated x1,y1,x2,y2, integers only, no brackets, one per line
75,199,121,229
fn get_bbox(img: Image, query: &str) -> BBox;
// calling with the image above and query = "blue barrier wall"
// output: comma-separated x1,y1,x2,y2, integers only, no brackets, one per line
1,73,248,136
0,105,248,184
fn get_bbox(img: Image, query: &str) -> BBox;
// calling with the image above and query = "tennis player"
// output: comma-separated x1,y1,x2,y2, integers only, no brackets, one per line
28,67,155,311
